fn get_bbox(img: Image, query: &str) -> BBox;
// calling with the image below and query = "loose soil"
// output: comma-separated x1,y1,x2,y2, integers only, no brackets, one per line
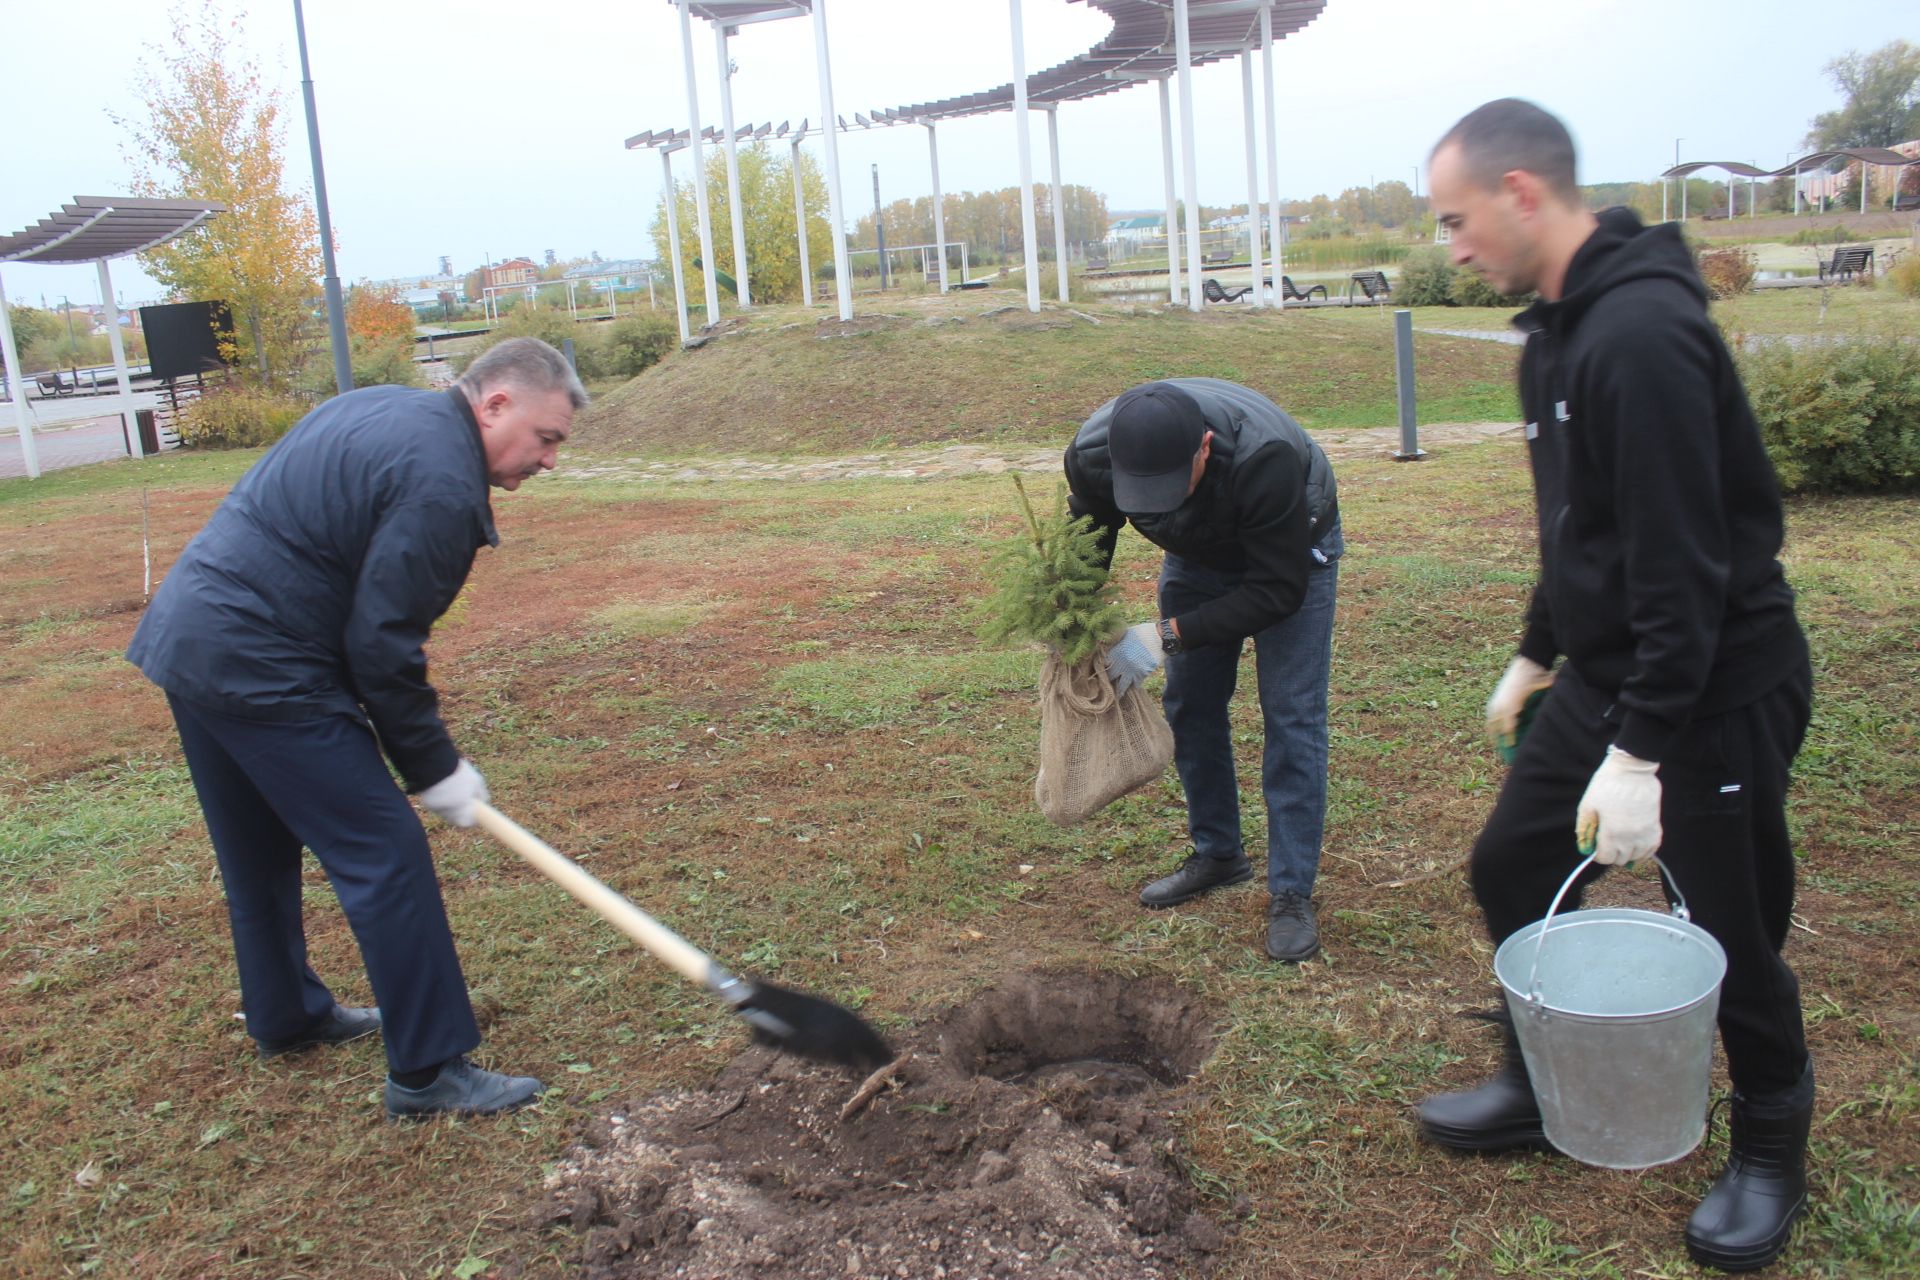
543,972,1226,1279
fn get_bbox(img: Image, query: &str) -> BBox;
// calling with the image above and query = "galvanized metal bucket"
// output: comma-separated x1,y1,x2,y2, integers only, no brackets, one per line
1495,855,1728,1169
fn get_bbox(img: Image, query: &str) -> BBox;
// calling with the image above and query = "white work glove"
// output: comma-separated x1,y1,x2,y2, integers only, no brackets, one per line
418,759,489,828
1575,746,1663,865
1103,621,1165,697
1486,655,1554,758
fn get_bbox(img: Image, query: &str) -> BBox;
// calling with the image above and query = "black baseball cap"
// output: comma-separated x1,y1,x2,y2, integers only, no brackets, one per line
1109,382,1207,514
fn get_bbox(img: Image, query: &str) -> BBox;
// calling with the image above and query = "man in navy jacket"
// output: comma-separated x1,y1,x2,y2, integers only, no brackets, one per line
128,338,583,1119
1416,101,1815,1272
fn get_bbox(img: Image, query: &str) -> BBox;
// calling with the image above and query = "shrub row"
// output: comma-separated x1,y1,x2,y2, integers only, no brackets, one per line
454,308,679,382
1392,247,1533,308
1738,333,1920,493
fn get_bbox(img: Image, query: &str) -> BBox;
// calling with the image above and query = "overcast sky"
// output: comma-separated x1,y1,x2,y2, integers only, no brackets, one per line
3,0,1912,311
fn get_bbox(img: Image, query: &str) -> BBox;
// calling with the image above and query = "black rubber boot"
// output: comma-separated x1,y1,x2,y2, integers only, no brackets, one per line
1416,1011,1549,1153
1685,1062,1814,1272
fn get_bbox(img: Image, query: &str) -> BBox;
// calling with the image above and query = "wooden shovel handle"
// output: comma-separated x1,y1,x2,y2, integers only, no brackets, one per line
471,801,714,989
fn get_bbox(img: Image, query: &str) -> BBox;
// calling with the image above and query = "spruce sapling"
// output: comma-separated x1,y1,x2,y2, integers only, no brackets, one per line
977,475,1126,667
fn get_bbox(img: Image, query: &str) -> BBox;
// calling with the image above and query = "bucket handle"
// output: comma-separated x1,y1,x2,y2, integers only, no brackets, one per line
1525,854,1690,1003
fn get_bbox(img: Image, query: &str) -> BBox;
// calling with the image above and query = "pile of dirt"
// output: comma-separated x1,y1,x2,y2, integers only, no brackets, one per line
541,971,1228,1279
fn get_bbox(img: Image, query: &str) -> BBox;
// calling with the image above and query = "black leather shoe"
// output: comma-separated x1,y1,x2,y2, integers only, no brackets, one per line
1416,1014,1549,1153
1139,853,1254,908
385,1057,546,1121
1264,891,1321,962
1685,1063,1814,1272
256,1004,382,1059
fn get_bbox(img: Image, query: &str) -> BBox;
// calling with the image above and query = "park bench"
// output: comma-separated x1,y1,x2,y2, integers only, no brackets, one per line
1279,276,1328,302
951,279,990,291
34,371,71,397
1894,192,1920,213
1347,270,1391,305
1817,245,1874,283
1085,245,1111,270
1201,277,1252,303
1201,250,1233,266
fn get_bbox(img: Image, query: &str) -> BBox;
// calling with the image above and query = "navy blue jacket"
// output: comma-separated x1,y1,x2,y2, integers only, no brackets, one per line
1065,378,1338,649
127,387,498,791
1511,208,1803,762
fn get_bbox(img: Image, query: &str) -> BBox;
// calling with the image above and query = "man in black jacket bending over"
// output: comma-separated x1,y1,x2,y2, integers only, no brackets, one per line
1416,100,1815,1273
127,338,582,1120
1065,378,1341,962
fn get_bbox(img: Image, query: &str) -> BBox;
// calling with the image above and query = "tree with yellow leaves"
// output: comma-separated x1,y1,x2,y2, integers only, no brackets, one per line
652,142,833,307
119,4,323,387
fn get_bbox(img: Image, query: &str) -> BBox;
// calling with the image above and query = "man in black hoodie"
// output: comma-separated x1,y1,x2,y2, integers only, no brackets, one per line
1414,100,1814,1273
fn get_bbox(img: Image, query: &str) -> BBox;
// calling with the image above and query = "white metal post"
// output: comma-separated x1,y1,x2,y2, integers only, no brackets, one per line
812,0,853,320
1158,75,1180,304
676,0,721,324
95,258,140,458
1260,3,1283,310
1174,0,1202,311
1792,166,1801,216
660,148,691,345
1009,0,1041,313
926,123,949,294
1044,106,1068,302
713,21,751,308
0,267,39,479
1860,161,1868,213
790,137,815,307
1240,51,1263,307
1662,177,1669,222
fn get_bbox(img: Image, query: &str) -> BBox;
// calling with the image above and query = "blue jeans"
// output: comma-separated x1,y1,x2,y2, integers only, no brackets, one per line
1157,525,1340,897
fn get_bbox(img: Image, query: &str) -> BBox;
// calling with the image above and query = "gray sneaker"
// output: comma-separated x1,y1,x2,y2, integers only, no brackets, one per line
384,1057,545,1121
1265,891,1320,963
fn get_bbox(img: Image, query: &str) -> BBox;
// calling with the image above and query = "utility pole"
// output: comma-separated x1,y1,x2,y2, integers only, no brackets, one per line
294,0,352,395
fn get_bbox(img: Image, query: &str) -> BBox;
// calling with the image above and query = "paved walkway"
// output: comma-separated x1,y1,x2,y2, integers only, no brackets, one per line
557,421,1519,485
0,417,148,479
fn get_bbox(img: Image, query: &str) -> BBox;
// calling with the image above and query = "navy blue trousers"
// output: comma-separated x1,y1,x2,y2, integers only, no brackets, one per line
168,695,480,1074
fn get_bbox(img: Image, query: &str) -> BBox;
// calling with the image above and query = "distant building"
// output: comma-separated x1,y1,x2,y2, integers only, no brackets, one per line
486,257,538,288
1106,213,1163,250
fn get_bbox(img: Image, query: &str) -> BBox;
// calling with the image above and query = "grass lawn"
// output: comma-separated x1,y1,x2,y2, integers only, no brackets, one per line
1,309,1915,1278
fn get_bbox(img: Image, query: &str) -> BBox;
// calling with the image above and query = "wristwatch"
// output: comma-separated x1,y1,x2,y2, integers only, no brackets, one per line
1158,617,1183,655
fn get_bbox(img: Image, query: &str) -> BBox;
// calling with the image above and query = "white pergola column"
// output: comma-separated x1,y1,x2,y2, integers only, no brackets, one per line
1681,174,1688,220
1792,166,1801,216
0,266,40,479
1044,105,1069,303
1174,0,1202,311
1009,0,1041,313
1240,51,1263,307
95,258,139,458
713,21,751,308
1662,177,1669,222
675,0,721,324
789,136,815,307
660,148,692,345
1859,161,1868,213
1158,76,1180,305
926,123,950,294
1261,2,1284,310
812,1,853,320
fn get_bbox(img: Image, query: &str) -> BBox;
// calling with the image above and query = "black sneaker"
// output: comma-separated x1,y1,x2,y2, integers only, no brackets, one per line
1265,891,1320,963
255,1004,382,1059
384,1057,545,1121
1139,853,1254,908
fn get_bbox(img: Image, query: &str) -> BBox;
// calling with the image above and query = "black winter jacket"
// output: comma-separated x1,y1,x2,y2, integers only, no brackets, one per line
127,387,498,791
1064,378,1338,649
1512,207,1804,762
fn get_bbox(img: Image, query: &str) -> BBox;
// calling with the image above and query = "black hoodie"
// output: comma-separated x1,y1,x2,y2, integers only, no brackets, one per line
1511,207,1804,763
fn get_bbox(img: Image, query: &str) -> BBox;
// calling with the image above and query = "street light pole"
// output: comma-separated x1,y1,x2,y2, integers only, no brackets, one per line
293,0,352,395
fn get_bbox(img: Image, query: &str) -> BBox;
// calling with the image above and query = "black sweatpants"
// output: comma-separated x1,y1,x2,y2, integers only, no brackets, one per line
1469,659,1813,1097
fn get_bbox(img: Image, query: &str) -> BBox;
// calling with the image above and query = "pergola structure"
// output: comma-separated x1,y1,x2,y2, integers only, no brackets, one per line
0,195,224,480
1660,146,1920,220
633,0,1329,341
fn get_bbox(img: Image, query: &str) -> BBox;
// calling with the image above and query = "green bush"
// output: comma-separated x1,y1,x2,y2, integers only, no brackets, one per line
351,338,422,388
602,313,679,379
1886,254,1920,300
1697,246,1756,300
1396,247,1457,307
175,384,310,450
1738,334,1920,492
456,307,607,379
1448,269,1532,308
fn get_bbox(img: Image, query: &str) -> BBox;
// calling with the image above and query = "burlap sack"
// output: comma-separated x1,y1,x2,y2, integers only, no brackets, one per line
1033,650,1176,826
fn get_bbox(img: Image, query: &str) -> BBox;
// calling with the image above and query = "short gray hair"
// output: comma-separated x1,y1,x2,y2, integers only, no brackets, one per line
456,337,588,408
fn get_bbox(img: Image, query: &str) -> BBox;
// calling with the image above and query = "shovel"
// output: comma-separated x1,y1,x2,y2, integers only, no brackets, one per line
472,801,892,1072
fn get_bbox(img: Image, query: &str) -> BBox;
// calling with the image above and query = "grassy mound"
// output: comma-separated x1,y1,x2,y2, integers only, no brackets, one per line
575,293,1520,457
